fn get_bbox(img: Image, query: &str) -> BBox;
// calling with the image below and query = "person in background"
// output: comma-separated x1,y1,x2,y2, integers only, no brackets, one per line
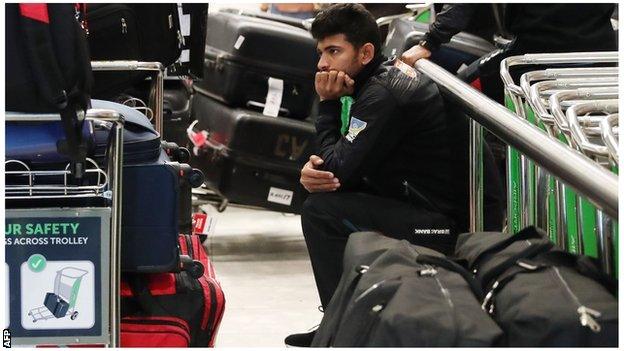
260,3,318,19
401,3,617,103
285,3,504,347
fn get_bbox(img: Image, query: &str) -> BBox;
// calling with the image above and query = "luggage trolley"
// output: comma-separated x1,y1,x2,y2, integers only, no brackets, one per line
521,70,618,249
500,52,618,233
5,109,124,347
549,87,618,256
566,100,619,275
28,267,89,322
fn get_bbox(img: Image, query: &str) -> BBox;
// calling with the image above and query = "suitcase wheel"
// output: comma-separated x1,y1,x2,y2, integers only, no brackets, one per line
189,169,205,188
188,260,205,279
71,311,79,320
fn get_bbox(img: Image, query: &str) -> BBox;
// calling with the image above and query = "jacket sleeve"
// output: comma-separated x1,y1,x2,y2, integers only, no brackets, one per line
423,4,476,51
314,84,402,188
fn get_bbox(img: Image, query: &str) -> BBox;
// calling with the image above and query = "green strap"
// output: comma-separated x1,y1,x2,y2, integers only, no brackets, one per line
340,96,354,135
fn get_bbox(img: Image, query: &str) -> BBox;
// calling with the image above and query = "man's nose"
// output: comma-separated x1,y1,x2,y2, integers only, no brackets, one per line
317,55,329,71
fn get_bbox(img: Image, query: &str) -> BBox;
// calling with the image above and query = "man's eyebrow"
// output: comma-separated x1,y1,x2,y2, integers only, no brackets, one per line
322,45,341,51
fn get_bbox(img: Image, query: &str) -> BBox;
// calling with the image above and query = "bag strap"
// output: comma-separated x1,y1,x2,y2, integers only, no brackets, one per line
127,274,169,316
19,3,89,179
416,254,485,301
478,239,553,290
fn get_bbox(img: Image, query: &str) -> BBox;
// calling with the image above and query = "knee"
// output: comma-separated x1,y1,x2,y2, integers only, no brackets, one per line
301,193,332,218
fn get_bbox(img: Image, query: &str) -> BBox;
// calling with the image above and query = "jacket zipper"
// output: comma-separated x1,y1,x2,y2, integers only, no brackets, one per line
552,267,602,332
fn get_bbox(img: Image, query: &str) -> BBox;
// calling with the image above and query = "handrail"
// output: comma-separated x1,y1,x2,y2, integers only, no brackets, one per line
415,59,618,219
520,67,618,100
601,114,619,165
566,100,618,157
548,88,619,134
529,82,618,125
500,52,618,97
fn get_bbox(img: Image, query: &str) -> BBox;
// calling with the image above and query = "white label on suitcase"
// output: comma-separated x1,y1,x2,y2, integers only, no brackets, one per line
234,35,246,50
267,187,294,206
179,5,191,36
180,49,190,63
263,77,284,117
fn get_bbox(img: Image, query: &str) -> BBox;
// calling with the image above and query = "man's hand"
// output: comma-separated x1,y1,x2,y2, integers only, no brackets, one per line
300,155,341,193
400,45,431,67
315,70,355,101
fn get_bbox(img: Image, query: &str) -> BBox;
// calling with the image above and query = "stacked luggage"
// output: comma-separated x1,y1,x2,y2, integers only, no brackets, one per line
6,3,224,347
315,228,618,347
191,10,319,213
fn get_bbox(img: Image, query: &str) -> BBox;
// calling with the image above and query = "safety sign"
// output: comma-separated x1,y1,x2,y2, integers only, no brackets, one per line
5,208,110,345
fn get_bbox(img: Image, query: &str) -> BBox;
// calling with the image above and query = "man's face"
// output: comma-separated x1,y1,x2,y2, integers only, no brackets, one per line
316,34,365,78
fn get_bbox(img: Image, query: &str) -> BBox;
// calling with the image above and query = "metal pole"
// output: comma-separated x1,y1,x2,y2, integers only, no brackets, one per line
469,119,484,232
83,110,124,347
415,59,618,219
596,210,614,275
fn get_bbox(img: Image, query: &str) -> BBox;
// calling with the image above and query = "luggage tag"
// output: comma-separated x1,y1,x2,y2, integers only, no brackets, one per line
193,209,217,237
263,77,284,117
187,120,209,156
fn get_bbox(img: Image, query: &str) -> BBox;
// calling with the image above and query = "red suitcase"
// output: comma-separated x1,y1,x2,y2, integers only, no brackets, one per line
120,234,225,347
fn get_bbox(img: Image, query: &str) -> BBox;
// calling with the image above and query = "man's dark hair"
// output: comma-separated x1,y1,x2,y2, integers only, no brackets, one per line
311,3,381,55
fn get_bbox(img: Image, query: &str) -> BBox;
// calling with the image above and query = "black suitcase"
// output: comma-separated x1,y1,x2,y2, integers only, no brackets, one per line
194,11,318,120
162,79,195,148
86,3,183,98
44,292,70,318
191,94,315,213
383,17,495,74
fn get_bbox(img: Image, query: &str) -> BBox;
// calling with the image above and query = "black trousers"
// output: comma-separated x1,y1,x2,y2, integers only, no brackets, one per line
301,192,457,308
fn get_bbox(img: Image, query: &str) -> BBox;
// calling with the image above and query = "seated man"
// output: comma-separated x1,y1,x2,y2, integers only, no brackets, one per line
286,3,503,347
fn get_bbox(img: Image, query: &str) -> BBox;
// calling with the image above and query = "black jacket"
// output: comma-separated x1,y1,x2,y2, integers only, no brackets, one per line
424,4,616,53
315,56,496,229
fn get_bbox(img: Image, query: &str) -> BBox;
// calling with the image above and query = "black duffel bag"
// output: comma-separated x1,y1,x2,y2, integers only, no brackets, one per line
455,226,618,347
313,231,504,347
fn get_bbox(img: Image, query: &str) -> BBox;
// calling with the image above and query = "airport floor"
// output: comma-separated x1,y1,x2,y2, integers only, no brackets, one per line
200,204,322,347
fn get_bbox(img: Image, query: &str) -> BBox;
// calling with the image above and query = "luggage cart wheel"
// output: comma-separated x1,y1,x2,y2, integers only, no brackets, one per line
71,311,79,320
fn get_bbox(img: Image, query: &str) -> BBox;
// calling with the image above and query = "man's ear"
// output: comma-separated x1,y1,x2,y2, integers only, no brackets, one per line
360,43,375,65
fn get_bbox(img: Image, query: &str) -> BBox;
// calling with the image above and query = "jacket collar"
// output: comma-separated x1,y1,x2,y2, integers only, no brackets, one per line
353,54,386,96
